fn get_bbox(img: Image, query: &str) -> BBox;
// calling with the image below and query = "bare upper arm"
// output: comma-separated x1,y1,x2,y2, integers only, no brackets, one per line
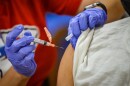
57,44,74,86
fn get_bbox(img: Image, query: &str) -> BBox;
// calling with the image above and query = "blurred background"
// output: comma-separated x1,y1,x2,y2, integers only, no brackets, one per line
43,13,72,86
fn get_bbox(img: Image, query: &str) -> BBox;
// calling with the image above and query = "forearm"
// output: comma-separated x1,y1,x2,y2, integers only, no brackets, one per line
0,67,29,86
77,0,125,22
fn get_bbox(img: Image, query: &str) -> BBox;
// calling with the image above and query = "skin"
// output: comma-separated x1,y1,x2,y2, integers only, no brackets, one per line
57,44,74,86
0,67,29,86
99,0,125,22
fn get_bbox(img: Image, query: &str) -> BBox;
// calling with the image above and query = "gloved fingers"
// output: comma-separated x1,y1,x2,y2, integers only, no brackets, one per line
88,8,107,28
69,17,81,38
88,14,97,29
24,31,33,45
24,31,32,36
23,52,36,70
70,36,77,49
68,24,72,35
96,8,107,21
78,13,88,31
18,45,35,60
97,10,107,26
97,14,104,26
10,36,34,52
12,53,36,77
23,53,34,66
6,24,24,47
6,45,35,63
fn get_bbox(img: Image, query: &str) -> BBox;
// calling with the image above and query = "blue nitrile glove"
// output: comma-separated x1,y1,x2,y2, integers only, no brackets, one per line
4,24,37,77
68,8,107,48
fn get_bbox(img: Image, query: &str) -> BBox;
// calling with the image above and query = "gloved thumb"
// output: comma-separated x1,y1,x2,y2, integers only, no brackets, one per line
24,31,32,36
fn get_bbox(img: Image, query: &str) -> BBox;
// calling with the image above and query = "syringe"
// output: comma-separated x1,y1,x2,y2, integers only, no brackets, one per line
34,38,64,49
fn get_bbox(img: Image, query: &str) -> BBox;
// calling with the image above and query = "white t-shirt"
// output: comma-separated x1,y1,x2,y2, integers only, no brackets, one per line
73,17,130,86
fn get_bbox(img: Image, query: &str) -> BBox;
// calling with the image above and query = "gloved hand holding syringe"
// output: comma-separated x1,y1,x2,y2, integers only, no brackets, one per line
20,27,64,49
4,25,63,77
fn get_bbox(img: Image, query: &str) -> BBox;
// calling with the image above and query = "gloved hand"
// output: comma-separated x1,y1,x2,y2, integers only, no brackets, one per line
4,24,37,77
68,8,107,48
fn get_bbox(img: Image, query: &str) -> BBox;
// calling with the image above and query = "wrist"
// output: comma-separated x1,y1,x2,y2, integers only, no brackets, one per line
10,67,29,80
0,67,29,86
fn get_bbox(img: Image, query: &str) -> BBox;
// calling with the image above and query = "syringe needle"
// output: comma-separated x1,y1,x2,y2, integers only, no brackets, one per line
54,46,64,49
48,43,64,49
34,38,64,49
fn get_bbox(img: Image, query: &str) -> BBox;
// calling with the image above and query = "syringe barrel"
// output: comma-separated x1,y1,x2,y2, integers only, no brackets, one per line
34,38,49,46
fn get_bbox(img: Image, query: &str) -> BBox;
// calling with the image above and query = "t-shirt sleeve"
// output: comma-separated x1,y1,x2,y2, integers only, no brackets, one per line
44,0,82,15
